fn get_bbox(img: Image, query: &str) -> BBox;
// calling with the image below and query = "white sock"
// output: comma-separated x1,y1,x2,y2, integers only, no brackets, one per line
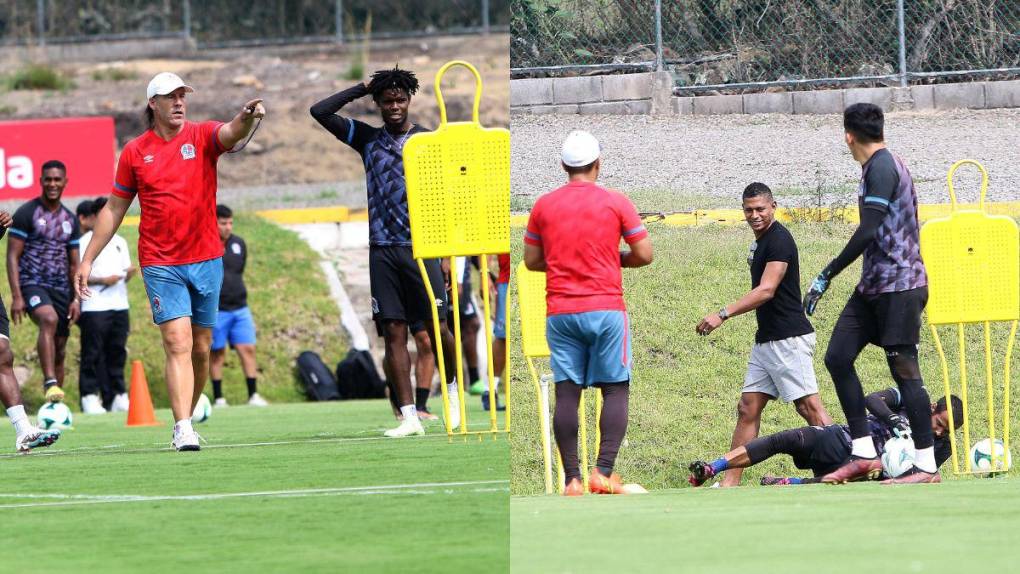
399,405,418,421
494,376,502,392
852,437,878,459
447,382,460,398
175,419,194,435
914,446,937,473
7,405,30,435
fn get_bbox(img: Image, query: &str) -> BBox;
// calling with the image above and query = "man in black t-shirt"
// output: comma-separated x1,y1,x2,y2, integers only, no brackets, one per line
695,183,833,487
209,205,267,408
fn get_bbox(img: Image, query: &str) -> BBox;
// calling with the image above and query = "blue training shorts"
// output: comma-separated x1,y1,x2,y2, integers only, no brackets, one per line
547,310,631,387
141,258,223,328
493,282,508,340
212,306,257,351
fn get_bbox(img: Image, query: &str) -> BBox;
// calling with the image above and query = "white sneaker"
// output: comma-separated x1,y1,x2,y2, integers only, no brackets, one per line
81,394,107,415
171,427,201,452
16,427,61,453
214,397,229,408
247,393,269,407
384,417,425,438
111,393,130,412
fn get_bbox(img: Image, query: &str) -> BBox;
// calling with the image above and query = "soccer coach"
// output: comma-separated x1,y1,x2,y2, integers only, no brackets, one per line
76,72,264,452
524,131,653,495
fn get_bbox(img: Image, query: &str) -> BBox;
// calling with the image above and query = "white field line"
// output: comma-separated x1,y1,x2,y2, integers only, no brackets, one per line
0,426,502,459
0,479,510,510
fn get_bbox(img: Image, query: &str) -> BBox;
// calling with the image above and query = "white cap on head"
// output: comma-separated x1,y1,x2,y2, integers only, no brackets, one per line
560,130,601,167
146,72,194,100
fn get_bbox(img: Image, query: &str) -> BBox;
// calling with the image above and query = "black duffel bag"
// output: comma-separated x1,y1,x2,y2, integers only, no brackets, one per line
296,351,340,401
336,349,387,399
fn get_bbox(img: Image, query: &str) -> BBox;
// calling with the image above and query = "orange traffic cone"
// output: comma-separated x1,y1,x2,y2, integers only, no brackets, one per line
126,360,160,427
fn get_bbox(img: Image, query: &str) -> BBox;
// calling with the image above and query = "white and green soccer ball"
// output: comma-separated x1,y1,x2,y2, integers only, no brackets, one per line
970,438,1011,475
192,393,212,424
881,437,916,478
37,402,73,430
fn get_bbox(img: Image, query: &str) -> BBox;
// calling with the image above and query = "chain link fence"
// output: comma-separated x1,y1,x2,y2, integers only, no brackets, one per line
511,0,1020,92
0,0,510,48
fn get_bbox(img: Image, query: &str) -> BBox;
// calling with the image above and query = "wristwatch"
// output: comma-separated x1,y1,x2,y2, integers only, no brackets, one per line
718,307,729,321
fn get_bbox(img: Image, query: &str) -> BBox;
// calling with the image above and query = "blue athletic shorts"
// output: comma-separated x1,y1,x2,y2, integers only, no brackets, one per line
212,306,257,350
547,310,631,387
493,283,508,340
141,258,223,328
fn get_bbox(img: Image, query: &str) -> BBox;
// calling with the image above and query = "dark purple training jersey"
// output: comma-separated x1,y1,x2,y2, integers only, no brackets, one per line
9,198,80,290
856,148,927,295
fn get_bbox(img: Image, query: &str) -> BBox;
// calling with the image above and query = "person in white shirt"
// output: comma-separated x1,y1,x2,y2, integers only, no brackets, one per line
76,198,137,414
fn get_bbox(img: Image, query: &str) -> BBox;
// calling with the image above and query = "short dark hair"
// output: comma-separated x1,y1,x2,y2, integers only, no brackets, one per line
92,196,107,214
144,105,155,129
216,204,232,219
935,395,965,430
76,200,94,217
367,66,419,102
843,103,884,144
562,160,597,176
41,159,66,175
742,182,773,201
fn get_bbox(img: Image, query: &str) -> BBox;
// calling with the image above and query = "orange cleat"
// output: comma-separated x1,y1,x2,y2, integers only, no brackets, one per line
588,467,626,495
880,467,941,485
563,478,584,496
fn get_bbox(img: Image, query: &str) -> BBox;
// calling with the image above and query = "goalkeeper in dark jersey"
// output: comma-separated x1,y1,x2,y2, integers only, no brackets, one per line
688,389,962,486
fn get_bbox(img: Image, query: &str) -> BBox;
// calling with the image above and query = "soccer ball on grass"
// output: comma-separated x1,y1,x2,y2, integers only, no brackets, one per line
970,438,1011,475
192,393,212,424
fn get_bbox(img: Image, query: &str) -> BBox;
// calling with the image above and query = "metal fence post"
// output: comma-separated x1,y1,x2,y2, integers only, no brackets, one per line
182,0,191,40
36,0,45,46
335,0,344,44
482,0,490,34
897,0,907,87
654,0,663,71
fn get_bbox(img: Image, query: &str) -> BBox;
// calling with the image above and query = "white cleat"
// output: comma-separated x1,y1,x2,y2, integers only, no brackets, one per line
110,393,130,412
81,394,107,415
16,427,61,453
247,393,269,407
214,397,229,408
171,428,202,452
384,417,425,438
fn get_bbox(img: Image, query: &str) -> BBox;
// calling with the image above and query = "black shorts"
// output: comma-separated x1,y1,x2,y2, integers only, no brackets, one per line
0,296,9,339
22,284,71,338
833,286,928,348
806,425,853,477
369,246,447,337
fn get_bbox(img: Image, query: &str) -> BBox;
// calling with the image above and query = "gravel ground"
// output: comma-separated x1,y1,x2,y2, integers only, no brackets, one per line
511,108,1020,210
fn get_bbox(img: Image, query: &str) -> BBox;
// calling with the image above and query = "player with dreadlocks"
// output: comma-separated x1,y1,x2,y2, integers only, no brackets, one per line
311,66,459,437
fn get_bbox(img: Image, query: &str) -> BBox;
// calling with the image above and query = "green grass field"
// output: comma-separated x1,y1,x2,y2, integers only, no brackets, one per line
510,221,1020,494
0,399,508,573
511,479,1020,574
3,213,345,411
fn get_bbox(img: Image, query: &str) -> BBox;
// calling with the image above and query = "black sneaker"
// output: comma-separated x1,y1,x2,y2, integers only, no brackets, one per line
688,460,716,487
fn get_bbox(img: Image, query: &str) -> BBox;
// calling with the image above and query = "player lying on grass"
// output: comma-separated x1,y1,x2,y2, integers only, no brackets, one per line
0,209,60,452
688,388,962,486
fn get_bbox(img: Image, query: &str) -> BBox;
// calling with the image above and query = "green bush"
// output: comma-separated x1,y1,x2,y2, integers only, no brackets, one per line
5,64,74,91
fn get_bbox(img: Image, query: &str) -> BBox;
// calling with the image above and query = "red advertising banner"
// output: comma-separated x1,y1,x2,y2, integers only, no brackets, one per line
0,117,115,200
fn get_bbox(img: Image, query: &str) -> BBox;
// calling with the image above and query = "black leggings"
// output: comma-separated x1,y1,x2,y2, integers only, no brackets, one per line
746,427,819,467
553,382,629,484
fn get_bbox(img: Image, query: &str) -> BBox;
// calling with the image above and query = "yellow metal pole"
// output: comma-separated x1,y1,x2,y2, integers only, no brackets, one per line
931,324,959,474
958,323,971,472
417,258,452,437
984,321,999,471
594,388,603,464
579,390,589,491
505,273,512,433
479,256,498,434
449,256,468,435
1004,321,1017,470
528,358,553,494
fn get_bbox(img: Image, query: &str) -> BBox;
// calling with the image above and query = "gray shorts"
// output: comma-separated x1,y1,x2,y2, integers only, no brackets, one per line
743,332,819,402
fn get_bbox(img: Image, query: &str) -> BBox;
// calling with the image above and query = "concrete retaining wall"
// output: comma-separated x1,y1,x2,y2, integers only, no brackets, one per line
511,74,1020,116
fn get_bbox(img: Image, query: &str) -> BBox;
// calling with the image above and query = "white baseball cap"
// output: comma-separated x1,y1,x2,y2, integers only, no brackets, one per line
560,130,601,167
146,72,194,100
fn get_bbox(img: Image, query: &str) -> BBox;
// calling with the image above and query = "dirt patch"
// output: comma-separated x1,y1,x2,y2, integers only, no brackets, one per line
2,34,509,190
